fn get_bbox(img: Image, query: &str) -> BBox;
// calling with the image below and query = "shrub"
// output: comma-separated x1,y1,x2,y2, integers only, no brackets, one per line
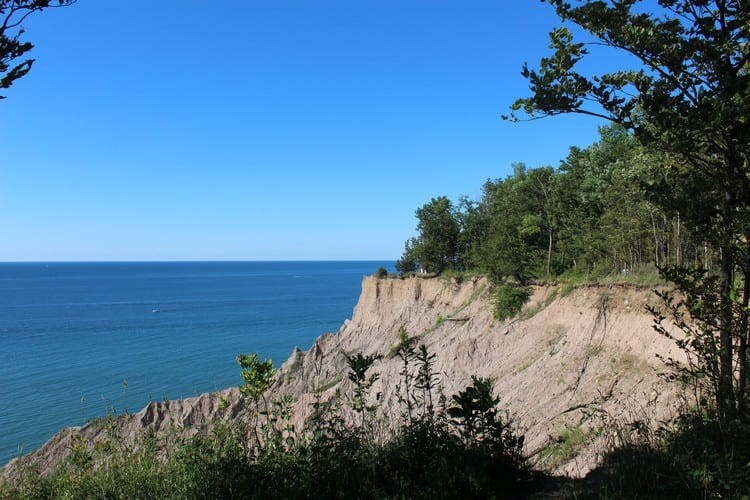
585,410,750,499
3,347,533,499
493,283,532,320
375,266,388,278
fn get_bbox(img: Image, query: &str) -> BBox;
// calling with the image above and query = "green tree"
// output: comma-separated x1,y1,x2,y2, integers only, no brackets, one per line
511,0,750,420
479,164,556,282
555,124,659,275
456,195,490,271
479,177,530,282
0,0,74,98
410,196,461,273
237,353,274,401
395,238,419,275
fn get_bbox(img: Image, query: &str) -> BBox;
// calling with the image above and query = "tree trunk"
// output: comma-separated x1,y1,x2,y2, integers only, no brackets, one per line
705,243,710,272
547,231,552,277
662,214,669,265
739,240,749,419
651,210,659,267
718,189,736,420
675,212,682,266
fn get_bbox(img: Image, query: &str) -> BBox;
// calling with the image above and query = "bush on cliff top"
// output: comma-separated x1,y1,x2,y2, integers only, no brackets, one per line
493,283,532,321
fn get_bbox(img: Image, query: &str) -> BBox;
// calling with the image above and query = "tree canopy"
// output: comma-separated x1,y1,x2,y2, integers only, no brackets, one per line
511,0,750,421
397,125,701,283
0,0,75,98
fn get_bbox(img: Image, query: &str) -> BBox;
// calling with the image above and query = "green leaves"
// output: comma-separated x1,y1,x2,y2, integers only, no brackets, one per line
513,0,750,146
344,352,382,421
514,2,750,421
345,352,380,387
448,376,518,448
510,27,601,121
492,283,532,321
237,353,275,401
415,196,462,274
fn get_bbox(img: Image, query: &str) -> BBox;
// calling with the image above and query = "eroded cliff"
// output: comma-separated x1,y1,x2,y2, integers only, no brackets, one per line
2,275,684,479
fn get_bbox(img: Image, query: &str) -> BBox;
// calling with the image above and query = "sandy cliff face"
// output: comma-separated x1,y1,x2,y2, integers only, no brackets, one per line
273,276,684,476
2,275,685,479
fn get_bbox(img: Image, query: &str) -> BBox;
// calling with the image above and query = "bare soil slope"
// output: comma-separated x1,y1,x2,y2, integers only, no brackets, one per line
273,276,684,477
2,275,684,479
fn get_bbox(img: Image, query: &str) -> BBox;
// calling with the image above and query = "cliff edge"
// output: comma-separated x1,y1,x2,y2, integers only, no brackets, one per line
2,275,684,479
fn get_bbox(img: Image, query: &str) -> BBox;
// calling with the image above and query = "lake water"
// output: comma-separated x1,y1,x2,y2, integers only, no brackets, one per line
0,261,388,465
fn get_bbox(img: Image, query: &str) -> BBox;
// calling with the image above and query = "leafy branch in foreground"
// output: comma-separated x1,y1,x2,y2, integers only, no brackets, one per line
0,1,75,98
512,0,750,422
344,351,382,431
237,353,275,450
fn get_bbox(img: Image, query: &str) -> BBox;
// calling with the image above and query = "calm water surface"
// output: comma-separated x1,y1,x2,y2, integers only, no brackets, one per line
0,261,389,465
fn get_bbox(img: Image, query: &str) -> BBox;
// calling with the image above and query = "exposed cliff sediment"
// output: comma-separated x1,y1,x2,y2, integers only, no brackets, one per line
272,275,684,476
2,275,684,479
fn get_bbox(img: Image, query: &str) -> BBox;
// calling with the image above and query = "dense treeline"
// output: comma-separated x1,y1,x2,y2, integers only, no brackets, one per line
397,125,710,282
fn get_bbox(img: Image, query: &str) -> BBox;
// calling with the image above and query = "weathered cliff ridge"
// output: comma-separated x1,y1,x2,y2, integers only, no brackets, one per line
2,275,684,479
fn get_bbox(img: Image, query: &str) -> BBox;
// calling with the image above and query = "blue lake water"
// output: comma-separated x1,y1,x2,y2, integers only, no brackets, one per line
0,261,389,465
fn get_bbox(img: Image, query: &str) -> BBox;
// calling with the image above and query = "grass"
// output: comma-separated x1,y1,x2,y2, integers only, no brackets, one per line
519,286,559,320
559,281,577,298
538,425,601,471
313,375,343,393
435,314,445,327
512,355,538,376
1,411,533,500
545,324,568,355
10,385,750,499
557,265,666,289
578,411,750,499
418,314,449,339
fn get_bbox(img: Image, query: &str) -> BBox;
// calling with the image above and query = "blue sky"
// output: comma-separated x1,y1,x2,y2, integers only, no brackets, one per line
1,1,627,261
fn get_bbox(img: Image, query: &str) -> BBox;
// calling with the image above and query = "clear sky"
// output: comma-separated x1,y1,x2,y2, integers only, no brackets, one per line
1,1,625,261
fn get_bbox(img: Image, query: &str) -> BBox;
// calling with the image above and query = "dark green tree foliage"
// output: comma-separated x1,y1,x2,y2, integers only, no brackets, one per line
396,125,704,282
511,0,750,421
237,353,276,448
554,125,668,275
0,0,74,98
456,195,491,270
481,164,559,282
394,237,419,275
414,196,461,273
481,166,535,282
493,283,533,321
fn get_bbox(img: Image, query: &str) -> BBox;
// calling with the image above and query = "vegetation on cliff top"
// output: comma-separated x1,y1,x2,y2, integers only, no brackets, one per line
393,0,750,496
4,0,750,497
396,124,701,284
399,0,750,431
